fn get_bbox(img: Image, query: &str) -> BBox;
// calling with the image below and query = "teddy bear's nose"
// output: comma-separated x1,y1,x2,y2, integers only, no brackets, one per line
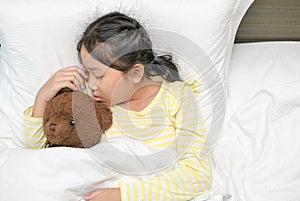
49,123,56,132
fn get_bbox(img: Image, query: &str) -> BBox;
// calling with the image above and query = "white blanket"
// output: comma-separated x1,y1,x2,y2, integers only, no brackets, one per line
213,81,300,201
0,136,222,201
0,137,178,201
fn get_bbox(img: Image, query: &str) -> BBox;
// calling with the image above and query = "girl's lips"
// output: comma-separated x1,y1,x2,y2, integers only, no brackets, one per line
93,96,102,101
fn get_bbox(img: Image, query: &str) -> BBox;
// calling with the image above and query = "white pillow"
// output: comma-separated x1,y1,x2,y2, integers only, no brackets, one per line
227,42,300,120
135,0,254,149
0,0,98,146
0,0,254,147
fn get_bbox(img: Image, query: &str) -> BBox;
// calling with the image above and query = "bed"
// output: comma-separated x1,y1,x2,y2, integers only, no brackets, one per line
0,0,299,200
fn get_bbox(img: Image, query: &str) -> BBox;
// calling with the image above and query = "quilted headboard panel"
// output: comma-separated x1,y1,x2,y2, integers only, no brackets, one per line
235,0,300,43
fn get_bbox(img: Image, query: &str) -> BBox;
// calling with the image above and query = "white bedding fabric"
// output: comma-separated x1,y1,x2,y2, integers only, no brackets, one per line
1,42,300,201
0,0,253,147
0,139,177,201
0,139,220,201
214,42,300,201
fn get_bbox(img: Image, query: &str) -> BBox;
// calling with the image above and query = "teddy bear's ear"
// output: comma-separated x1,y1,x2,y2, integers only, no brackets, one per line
94,103,113,132
72,92,104,148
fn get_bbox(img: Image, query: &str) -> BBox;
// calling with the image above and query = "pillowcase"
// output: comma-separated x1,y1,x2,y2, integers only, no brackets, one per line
94,0,254,153
0,0,97,147
0,0,254,147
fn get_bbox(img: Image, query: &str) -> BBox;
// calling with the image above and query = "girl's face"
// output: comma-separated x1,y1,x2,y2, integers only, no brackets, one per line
80,45,134,106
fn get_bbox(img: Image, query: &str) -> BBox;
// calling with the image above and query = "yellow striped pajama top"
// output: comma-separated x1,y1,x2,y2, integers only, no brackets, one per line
23,80,212,201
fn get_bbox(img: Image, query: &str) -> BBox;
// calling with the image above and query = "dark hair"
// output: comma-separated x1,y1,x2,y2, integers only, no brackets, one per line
77,12,181,82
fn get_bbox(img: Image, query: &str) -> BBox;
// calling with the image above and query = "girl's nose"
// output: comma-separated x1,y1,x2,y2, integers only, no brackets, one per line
87,76,98,91
88,83,97,91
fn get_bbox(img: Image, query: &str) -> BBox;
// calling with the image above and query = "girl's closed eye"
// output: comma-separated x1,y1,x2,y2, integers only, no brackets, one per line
87,67,104,80
96,75,104,80
84,69,101,80
84,70,89,77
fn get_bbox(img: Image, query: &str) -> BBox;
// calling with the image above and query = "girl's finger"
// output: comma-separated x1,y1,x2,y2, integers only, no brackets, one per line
60,66,88,79
83,190,103,201
61,81,77,91
74,71,86,89
78,68,89,79
59,65,81,71
61,72,85,90
83,194,92,200
58,75,81,91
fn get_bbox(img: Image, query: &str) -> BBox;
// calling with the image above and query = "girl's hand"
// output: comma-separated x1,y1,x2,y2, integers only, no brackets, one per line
32,66,88,117
83,188,121,201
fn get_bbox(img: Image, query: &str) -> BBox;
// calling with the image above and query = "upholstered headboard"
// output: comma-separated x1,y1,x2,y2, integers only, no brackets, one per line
235,0,300,43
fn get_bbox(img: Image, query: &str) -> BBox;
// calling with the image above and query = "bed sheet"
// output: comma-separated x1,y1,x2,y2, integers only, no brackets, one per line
214,42,300,201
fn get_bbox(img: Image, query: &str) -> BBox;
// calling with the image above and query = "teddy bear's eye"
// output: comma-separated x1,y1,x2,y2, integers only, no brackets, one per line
69,120,76,126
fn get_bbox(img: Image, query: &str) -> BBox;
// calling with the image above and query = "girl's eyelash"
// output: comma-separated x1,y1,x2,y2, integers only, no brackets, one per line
84,69,103,79
96,75,104,79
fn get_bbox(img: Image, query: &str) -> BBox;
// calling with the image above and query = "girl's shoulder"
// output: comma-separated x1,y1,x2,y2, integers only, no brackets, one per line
160,80,200,109
163,79,200,95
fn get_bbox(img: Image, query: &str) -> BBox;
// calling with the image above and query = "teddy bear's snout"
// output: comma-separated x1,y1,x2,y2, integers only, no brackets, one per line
49,123,57,132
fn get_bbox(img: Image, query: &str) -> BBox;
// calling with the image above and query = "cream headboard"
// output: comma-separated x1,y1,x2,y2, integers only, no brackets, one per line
235,0,300,43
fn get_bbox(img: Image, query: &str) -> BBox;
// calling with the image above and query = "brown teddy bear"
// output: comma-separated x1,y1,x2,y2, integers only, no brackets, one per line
43,88,112,148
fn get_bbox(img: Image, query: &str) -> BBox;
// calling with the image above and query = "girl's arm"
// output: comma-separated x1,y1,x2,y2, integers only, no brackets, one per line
24,106,47,148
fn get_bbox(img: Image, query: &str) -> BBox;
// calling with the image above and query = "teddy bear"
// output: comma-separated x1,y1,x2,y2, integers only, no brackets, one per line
43,88,113,148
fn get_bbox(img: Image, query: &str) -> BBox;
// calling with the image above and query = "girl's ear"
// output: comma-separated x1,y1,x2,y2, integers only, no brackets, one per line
127,64,144,84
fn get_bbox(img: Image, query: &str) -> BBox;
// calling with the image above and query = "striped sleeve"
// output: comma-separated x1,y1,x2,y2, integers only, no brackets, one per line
118,82,212,201
23,106,47,149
